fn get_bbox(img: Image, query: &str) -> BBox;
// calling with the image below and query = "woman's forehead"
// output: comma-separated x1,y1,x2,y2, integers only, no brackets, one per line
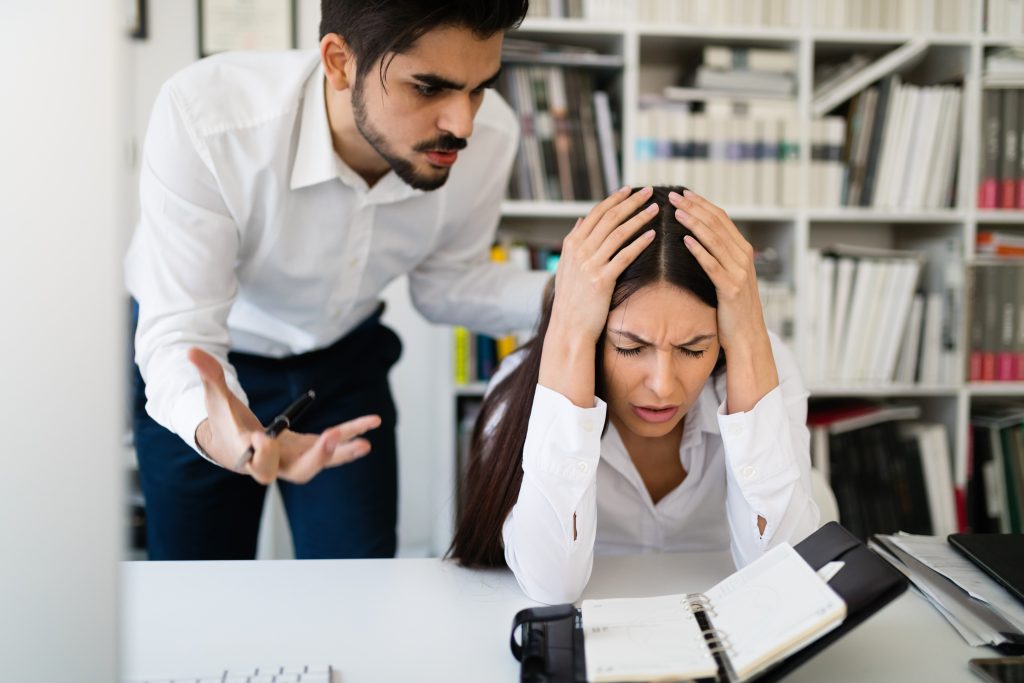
606,283,716,340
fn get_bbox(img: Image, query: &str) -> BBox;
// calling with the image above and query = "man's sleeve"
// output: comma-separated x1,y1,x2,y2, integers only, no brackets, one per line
125,81,246,456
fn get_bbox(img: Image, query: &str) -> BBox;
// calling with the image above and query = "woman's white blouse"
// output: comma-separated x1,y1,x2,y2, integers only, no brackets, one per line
499,332,820,604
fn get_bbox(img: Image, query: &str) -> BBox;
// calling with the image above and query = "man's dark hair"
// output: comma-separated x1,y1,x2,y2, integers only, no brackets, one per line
320,0,529,84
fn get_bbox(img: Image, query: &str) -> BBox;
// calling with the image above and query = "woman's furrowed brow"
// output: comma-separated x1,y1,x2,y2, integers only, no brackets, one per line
609,329,716,346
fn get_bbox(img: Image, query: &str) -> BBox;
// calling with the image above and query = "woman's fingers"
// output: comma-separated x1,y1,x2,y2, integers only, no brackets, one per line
573,185,632,241
671,198,748,273
673,189,749,251
593,202,659,264
587,186,654,249
682,233,727,285
675,206,741,271
608,229,656,277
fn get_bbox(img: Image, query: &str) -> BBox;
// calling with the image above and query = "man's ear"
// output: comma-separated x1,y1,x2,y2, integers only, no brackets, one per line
320,33,356,91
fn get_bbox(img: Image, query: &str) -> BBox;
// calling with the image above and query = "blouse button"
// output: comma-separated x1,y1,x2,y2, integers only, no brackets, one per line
727,423,744,437
581,418,595,433
741,465,756,479
577,461,589,474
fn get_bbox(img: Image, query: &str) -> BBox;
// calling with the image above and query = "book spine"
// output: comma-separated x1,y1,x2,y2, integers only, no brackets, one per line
1002,86,1019,209
1018,90,1024,209
453,327,471,385
969,266,985,381
979,89,1002,209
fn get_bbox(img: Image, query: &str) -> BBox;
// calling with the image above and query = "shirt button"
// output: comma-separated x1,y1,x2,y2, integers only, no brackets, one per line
349,257,361,268
727,423,743,437
577,461,589,474
742,465,756,479
582,419,594,433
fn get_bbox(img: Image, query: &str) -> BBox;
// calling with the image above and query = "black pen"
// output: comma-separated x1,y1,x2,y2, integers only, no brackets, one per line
235,389,316,470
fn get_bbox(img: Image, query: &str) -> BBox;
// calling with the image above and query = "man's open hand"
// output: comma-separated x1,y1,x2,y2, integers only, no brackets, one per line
189,347,381,484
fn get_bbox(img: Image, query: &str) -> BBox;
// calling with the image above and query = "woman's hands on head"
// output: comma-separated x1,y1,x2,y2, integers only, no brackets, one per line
669,189,769,354
670,189,779,412
538,186,659,408
549,186,658,344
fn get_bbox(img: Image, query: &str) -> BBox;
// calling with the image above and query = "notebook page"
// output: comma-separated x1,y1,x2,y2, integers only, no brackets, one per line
704,544,846,681
582,594,717,682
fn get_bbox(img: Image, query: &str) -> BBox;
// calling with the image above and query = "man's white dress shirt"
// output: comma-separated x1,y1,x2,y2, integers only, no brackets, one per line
125,50,548,452
496,332,820,604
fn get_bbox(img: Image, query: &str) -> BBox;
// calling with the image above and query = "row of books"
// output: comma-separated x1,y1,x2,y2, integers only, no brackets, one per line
526,0,799,26
838,77,962,210
813,0,973,33
809,401,957,540
969,404,1024,533
986,0,1024,34
498,63,619,202
967,263,1024,382
803,240,963,387
633,105,801,207
978,88,1024,209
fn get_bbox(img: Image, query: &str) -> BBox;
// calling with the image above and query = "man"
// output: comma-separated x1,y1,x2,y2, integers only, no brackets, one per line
125,0,548,560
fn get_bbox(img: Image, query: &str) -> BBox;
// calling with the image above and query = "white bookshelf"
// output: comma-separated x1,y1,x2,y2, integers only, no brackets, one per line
422,0,1024,552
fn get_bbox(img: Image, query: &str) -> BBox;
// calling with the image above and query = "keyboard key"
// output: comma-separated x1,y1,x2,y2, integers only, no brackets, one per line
126,664,332,683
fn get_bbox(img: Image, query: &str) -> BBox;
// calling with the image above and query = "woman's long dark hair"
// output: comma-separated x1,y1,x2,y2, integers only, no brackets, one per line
448,186,723,567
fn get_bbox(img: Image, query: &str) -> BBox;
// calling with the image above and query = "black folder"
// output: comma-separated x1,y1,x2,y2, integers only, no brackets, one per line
948,533,1024,606
509,522,908,683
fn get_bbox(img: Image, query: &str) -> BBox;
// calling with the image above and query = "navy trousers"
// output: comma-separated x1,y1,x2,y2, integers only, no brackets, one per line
132,308,402,560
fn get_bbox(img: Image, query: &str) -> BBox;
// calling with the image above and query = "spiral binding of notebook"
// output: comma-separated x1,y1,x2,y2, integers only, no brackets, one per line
685,592,736,682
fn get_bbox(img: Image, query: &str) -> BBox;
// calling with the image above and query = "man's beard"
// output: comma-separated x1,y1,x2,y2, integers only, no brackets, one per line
351,81,467,192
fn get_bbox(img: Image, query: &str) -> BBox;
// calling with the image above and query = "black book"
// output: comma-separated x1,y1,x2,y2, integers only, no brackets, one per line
860,74,896,206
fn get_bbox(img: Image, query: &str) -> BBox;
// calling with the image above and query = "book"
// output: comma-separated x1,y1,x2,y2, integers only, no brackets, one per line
980,89,1003,209
703,45,797,74
581,544,846,682
811,39,928,117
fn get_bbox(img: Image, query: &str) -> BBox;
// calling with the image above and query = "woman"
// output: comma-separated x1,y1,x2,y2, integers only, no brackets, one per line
449,185,819,603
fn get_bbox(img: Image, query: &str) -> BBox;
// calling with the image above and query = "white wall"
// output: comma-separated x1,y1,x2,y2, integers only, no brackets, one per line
0,2,125,680
128,0,444,557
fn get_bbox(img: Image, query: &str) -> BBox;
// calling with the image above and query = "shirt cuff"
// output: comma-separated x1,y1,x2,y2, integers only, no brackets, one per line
716,385,795,485
506,269,552,331
169,385,216,464
522,383,606,481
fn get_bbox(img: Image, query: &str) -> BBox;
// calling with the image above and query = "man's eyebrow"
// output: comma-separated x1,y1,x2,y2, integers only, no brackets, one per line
411,67,502,92
609,329,716,347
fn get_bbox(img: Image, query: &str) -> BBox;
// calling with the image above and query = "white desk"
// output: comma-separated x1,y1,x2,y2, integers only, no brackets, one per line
121,552,987,682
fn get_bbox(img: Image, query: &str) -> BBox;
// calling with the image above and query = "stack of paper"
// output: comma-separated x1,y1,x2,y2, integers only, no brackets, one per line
870,533,1024,649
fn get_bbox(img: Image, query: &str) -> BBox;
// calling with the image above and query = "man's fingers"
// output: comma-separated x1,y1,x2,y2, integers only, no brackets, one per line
325,437,372,468
244,431,279,485
187,347,231,398
283,417,381,484
331,414,382,443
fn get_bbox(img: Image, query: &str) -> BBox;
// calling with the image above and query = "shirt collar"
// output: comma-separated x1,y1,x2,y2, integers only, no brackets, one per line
290,64,425,204
290,64,338,191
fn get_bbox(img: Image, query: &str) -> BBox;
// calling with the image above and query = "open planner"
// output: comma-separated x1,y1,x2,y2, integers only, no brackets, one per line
510,522,908,683
581,544,845,682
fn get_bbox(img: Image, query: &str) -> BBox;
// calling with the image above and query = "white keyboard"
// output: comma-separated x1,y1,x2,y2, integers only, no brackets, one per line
128,664,332,682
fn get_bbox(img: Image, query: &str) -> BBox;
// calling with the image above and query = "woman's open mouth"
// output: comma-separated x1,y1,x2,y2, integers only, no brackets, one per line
631,405,679,423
